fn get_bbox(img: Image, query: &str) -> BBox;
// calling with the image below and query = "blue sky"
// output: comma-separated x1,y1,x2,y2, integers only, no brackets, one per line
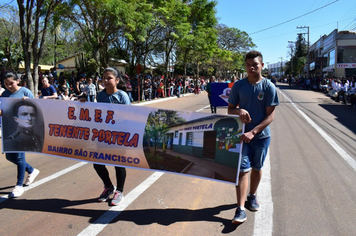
215,0,356,65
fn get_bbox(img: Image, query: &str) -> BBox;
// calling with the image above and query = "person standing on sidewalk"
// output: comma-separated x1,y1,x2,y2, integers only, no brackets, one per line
80,67,130,205
0,72,40,198
84,77,97,102
228,51,279,223
206,76,217,113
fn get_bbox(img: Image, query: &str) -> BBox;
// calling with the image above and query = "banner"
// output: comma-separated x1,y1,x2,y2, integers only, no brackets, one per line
1,98,243,185
210,82,234,107
337,63,356,68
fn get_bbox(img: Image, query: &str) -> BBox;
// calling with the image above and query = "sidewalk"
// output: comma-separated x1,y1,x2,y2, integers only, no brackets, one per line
132,92,197,106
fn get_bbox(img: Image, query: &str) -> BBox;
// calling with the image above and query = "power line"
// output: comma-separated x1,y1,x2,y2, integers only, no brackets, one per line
343,18,356,31
0,0,15,9
253,30,298,41
299,0,324,26
250,0,339,35
337,2,356,23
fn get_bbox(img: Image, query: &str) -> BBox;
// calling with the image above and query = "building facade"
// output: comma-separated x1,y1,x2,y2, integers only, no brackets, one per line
309,29,356,78
167,116,242,164
268,61,288,78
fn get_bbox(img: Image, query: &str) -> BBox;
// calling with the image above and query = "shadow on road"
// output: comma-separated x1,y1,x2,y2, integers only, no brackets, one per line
318,104,356,135
0,186,15,194
109,203,240,233
276,83,356,135
1,198,240,233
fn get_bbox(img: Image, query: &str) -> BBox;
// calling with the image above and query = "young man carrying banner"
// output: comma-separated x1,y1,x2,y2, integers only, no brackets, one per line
228,51,279,223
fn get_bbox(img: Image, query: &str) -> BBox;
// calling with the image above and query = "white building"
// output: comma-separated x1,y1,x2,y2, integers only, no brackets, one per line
268,61,288,78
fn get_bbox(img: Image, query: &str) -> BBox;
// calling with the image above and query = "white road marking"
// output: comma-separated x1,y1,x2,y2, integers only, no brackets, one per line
77,171,164,236
279,90,356,172
196,105,210,112
253,89,356,236
134,96,177,106
77,104,210,235
254,150,273,236
0,161,87,204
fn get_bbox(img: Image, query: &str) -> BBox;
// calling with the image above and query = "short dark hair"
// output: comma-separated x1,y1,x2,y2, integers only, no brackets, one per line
245,50,263,63
4,71,19,81
13,100,37,117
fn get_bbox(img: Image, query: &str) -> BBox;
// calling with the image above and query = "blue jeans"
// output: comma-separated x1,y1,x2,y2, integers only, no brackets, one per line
87,95,95,102
6,153,34,186
127,91,133,101
240,137,270,172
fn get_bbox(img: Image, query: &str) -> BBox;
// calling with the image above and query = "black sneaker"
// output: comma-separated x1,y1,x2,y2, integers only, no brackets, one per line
98,185,116,202
232,207,247,224
247,194,260,211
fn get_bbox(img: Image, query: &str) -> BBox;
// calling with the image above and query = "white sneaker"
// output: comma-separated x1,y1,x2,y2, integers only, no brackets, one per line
10,186,24,198
24,169,40,186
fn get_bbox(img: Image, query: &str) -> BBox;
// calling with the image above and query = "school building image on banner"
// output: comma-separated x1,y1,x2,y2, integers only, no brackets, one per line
164,115,243,183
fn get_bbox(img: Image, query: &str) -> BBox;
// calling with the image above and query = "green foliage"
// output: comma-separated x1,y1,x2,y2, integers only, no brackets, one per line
175,0,219,78
216,24,255,53
0,5,23,71
7,0,255,80
296,56,307,75
87,58,100,74
144,109,186,163
287,34,308,76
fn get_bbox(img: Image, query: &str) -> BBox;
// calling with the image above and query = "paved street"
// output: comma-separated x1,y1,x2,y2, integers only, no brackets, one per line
1,84,355,235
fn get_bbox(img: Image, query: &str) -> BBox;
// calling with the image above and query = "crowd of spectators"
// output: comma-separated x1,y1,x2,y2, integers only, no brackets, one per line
276,75,356,108
0,66,244,104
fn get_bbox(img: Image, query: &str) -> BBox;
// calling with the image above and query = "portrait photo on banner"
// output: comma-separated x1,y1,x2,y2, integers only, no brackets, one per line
1,98,45,153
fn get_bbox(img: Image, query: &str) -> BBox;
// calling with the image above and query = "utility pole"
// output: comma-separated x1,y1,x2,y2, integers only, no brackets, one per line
297,26,309,80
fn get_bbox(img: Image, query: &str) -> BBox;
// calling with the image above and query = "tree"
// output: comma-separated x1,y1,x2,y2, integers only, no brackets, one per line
110,0,155,95
210,48,233,78
0,5,22,71
292,33,308,76
17,0,62,96
177,0,218,82
40,19,84,65
214,24,255,78
154,0,190,83
144,109,185,167
61,0,144,70
216,24,255,53
296,57,307,76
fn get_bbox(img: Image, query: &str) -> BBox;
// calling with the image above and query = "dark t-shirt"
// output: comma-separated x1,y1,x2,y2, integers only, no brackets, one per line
41,85,57,96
